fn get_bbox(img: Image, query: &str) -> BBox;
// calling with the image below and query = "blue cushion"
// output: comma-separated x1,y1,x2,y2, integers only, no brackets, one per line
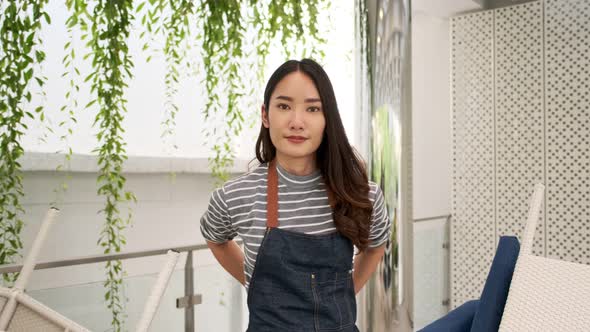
419,300,479,332
470,236,520,332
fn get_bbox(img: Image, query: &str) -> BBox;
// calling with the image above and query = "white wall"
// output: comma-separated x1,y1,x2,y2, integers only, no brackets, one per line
411,0,481,221
411,12,453,330
410,1,481,328
411,12,453,220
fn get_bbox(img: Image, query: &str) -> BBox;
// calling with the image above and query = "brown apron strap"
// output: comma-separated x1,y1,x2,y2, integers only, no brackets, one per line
266,159,336,229
326,187,336,210
267,159,279,228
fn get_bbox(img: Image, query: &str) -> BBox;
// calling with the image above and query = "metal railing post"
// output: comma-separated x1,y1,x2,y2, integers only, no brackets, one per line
185,250,194,332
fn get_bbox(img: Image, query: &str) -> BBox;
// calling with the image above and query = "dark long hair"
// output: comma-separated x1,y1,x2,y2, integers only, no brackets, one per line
255,59,373,251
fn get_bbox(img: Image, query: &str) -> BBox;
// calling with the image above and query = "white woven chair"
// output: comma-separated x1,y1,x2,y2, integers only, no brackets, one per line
499,183,590,331
0,208,180,332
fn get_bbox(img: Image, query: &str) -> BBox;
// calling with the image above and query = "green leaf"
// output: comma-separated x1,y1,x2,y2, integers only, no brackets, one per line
35,50,46,62
85,99,97,109
43,12,51,24
9,239,19,249
24,69,33,81
136,2,146,13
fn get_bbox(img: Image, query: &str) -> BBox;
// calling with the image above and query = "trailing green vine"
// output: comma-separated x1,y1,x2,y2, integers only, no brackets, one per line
0,0,50,284
354,0,372,160
84,0,136,330
61,0,89,152
161,1,195,151
50,0,90,207
256,0,327,61
358,0,372,104
198,0,244,183
136,0,198,154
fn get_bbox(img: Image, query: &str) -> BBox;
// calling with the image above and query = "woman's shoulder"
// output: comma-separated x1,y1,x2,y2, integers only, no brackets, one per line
367,181,384,202
220,162,268,193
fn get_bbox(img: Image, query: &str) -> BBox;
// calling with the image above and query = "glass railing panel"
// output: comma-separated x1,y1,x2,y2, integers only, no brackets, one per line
413,217,449,330
27,263,244,331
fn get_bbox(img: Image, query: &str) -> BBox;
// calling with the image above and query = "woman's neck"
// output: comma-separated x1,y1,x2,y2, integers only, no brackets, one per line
275,154,317,176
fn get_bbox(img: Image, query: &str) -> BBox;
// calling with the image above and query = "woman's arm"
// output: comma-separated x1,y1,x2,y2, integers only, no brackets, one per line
352,244,386,294
207,240,245,285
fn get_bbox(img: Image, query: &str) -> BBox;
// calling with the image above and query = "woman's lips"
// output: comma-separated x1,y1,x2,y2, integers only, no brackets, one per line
286,136,307,144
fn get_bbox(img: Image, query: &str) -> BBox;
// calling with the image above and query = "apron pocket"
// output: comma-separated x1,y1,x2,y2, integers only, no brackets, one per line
314,275,356,331
250,278,314,330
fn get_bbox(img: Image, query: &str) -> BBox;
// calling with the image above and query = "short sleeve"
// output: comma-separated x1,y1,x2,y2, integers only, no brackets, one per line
368,183,391,248
200,186,236,243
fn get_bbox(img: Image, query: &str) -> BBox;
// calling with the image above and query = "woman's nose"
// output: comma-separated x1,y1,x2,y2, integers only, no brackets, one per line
289,109,305,130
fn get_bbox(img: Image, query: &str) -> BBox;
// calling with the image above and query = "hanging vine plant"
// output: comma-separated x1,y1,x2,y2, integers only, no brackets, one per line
136,0,197,151
0,0,50,284
76,0,136,329
49,0,90,207
252,0,327,64
161,1,195,151
198,0,245,182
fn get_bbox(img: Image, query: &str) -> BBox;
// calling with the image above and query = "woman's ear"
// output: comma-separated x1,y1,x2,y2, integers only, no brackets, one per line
261,104,270,128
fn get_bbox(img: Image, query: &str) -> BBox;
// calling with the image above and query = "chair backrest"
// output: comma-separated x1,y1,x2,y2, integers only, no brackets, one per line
499,183,590,331
135,250,179,332
519,183,545,255
0,209,180,332
469,236,520,332
0,208,90,332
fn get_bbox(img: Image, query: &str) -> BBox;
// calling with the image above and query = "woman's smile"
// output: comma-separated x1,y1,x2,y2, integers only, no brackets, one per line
286,135,308,144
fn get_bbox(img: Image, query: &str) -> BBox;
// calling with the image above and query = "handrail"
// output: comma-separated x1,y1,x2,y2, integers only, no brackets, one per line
413,214,451,223
0,240,241,275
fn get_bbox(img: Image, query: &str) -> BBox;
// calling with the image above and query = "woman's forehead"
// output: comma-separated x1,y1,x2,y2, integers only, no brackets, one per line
272,72,320,101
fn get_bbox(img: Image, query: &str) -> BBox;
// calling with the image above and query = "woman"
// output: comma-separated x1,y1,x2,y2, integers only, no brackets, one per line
200,59,390,331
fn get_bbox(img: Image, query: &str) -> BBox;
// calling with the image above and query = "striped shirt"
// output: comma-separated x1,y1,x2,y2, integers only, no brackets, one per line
200,162,391,289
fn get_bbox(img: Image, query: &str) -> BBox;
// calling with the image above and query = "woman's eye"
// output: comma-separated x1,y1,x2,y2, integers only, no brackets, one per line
308,106,321,112
277,103,290,110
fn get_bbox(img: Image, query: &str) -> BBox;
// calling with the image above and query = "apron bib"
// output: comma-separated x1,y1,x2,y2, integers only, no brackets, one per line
246,160,359,332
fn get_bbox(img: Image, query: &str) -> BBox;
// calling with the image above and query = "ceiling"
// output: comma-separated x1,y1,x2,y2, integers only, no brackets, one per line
411,0,482,17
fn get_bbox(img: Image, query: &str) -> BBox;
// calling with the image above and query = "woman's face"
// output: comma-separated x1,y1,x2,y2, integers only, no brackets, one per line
262,71,326,164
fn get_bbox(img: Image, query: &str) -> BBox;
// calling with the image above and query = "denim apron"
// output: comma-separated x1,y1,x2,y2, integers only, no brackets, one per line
246,160,359,332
